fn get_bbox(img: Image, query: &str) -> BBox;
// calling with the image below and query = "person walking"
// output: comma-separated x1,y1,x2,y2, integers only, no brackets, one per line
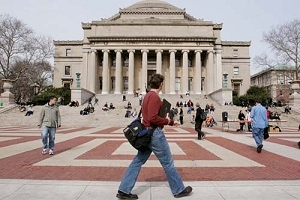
94,97,99,106
117,74,192,199
195,103,205,140
250,99,268,153
179,107,184,125
38,96,61,155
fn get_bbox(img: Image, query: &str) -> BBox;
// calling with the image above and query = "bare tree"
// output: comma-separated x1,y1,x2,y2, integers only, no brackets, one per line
0,14,33,79
0,14,53,80
261,19,300,79
0,14,54,102
12,60,52,102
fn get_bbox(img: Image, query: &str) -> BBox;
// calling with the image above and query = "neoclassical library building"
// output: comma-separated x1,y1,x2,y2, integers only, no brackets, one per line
53,0,251,101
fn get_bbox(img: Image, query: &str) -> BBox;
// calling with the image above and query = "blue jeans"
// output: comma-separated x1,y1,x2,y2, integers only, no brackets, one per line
118,127,185,195
252,127,264,147
41,126,56,150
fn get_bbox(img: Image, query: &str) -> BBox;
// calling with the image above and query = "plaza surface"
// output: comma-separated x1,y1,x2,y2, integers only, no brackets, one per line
0,125,300,200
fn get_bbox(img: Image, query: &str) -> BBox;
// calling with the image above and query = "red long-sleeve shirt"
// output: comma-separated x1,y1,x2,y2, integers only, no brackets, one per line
142,91,174,128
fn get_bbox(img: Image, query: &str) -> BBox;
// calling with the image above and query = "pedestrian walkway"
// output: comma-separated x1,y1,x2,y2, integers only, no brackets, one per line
0,126,300,200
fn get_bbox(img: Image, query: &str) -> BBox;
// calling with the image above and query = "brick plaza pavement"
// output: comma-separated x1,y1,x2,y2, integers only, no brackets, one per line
0,125,300,199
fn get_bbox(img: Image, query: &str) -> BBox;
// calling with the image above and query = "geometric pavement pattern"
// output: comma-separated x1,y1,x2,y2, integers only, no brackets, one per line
0,126,300,181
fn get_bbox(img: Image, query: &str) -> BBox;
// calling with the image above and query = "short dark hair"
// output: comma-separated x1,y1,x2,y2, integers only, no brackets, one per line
149,74,164,89
49,96,57,101
255,99,262,103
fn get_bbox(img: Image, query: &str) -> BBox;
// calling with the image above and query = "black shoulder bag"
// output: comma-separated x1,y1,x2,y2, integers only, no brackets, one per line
123,108,153,152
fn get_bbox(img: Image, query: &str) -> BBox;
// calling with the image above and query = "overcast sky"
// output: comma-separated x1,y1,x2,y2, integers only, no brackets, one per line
1,0,300,75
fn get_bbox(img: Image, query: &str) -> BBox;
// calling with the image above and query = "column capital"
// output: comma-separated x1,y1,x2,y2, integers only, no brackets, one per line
91,49,97,53
102,49,110,53
195,50,203,54
115,49,123,53
182,50,190,53
141,49,149,53
155,49,163,53
169,50,177,53
207,50,214,54
127,49,135,53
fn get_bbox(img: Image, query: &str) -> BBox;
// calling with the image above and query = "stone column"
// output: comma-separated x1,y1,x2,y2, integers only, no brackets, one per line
141,49,149,94
128,49,135,95
194,50,202,94
102,50,110,94
156,49,163,74
206,50,214,94
89,49,97,93
182,50,189,94
215,49,223,90
169,50,177,94
82,50,89,89
115,49,123,94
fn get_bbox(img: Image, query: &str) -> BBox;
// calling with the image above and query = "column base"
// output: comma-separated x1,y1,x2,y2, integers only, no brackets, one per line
101,91,109,94
114,91,122,95
169,92,176,95
127,92,134,95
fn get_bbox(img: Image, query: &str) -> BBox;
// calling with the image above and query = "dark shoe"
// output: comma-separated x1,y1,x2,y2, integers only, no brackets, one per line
257,144,263,153
174,186,193,198
116,190,138,199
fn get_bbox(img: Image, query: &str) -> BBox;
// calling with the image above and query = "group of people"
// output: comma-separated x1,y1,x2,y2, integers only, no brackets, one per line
38,74,300,200
102,102,115,111
69,100,79,107
205,103,215,114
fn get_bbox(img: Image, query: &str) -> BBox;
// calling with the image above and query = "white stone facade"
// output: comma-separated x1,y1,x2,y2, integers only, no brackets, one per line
53,0,251,97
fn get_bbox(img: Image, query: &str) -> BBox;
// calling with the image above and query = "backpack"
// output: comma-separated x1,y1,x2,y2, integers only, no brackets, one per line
200,109,207,120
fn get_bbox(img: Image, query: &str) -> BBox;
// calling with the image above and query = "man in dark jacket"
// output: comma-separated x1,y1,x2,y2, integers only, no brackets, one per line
195,103,205,140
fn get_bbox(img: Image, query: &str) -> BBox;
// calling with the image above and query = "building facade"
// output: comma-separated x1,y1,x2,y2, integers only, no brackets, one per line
53,0,251,97
251,67,296,104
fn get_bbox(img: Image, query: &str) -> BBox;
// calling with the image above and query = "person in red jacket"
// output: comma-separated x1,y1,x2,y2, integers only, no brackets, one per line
117,74,193,199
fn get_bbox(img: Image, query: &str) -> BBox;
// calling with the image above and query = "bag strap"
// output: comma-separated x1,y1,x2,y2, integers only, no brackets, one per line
138,107,142,118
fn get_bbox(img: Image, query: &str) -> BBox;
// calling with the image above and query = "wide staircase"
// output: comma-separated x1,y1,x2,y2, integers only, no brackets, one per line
0,94,299,130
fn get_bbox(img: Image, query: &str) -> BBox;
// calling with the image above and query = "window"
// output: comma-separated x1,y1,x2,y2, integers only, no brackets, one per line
65,66,71,76
66,49,71,57
175,77,181,91
201,77,205,91
188,77,193,91
111,77,115,90
233,67,239,76
188,59,192,67
123,77,128,91
99,77,103,90
233,49,238,57
175,57,180,67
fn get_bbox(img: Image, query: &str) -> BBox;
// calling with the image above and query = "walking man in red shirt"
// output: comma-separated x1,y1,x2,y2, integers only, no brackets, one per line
117,74,193,199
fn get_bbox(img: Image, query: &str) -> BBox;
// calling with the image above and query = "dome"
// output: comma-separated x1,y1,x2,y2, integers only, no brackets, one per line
121,0,184,13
